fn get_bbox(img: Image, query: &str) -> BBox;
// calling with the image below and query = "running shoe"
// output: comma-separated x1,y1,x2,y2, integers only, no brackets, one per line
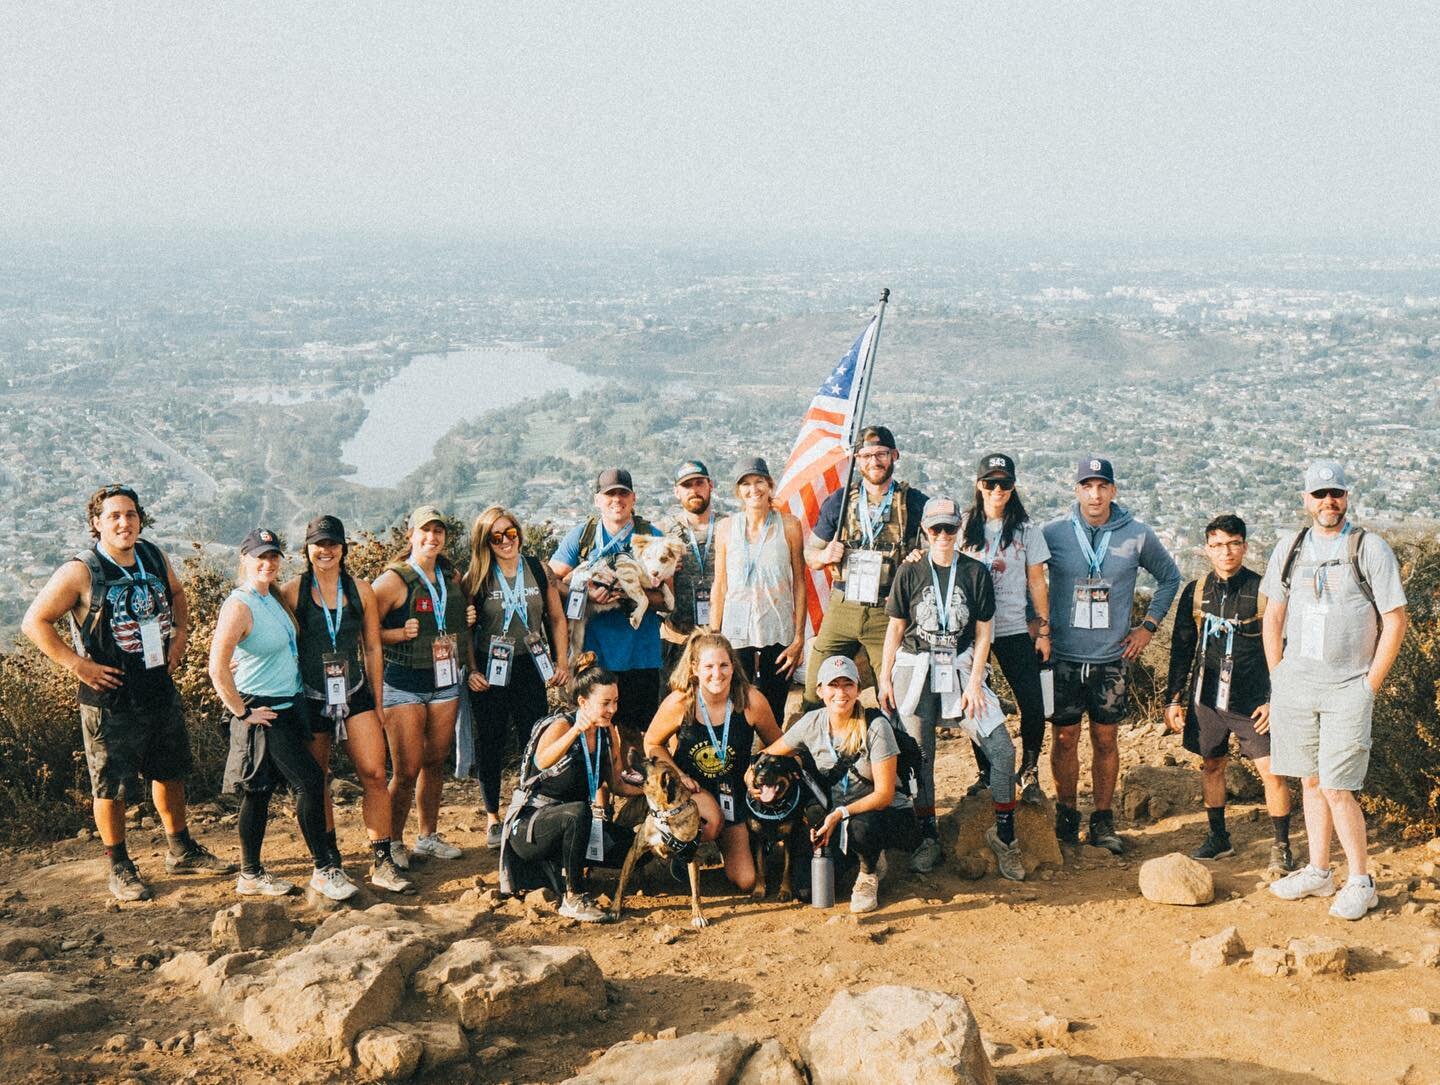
309,866,360,902
236,869,296,897
1086,814,1125,855
986,826,1027,882
1189,832,1235,861
1267,842,1297,874
964,776,991,799
849,869,880,913
558,892,608,923
369,856,414,894
910,836,943,874
1328,876,1379,920
486,823,503,850
391,841,411,870
108,863,153,902
165,842,237,875
1018,764,1043,806
1268,864,1335,901
413,832,462,860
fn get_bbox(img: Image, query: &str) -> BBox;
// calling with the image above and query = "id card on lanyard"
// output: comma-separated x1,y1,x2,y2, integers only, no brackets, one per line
409,559,457,687
928,558,959,693
1069,516,1113,631
580,731,606,861
101,544,167,669
317,578,350,708
686,522,713,626
486,637,513,687
489,562,530,688
699,699,734,821
846,485,894,606
526,631,555,683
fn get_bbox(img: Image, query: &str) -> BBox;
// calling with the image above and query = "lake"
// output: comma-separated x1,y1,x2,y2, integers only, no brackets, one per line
340,349,597,489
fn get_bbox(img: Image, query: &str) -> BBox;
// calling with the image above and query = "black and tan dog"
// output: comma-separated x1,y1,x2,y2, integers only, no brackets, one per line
745,751,828,903
610,755,706,928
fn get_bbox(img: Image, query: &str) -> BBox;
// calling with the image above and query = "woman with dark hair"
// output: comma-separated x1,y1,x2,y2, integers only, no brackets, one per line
462,505,570,848
643,630,783,891
278,515,411,894
960,453,1052,804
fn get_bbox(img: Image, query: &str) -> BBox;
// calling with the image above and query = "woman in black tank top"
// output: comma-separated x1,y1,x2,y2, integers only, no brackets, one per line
644,631,782,893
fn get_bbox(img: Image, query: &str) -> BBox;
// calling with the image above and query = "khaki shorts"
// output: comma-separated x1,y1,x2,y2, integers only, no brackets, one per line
1267,662,1373,790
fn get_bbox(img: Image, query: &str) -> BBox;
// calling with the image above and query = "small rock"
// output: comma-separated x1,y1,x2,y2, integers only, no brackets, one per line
1424,838,1440,857
1035,1013,1070,1045
211,901,295,951
524,887,557,907
141,1038,161,1052
1406,1007,1436,1025
1138,853,1215,906
954,855,989,880
355,1025,423,1080
1417,944,1440,969
1190,927,1245,969
0,928,57,962
1251,946,1289,977
161,1031,193,1054
399,1020,468,1069
104,1033,134,1053
1289,936,1349,976
653,925,683,945
736,1038,807,1085
656,1026,678,1041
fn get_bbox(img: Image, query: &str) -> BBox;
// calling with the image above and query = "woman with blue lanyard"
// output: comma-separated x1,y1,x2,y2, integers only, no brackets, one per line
373,506,473,871
209,528,356,901
959,453,1053,805
278,515,411,895
462,505,570,849
644,631,782,892
710,456,808,728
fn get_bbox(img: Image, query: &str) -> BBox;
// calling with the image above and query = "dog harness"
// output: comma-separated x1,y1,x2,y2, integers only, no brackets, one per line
650,800,700,862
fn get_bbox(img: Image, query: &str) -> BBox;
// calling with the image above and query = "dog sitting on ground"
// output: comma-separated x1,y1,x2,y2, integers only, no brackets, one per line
745,751,829,902
568,534,686,660
610,754,706,928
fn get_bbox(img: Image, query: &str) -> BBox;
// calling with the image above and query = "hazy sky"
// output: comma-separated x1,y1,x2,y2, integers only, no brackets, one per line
4,2,1438,240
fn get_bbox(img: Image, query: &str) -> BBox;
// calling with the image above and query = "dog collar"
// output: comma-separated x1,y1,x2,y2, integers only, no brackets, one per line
746,787,802,822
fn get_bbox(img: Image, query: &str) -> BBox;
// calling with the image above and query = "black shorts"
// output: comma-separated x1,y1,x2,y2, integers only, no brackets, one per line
1184,702,1271,761
1052,659,1129,726
80,685,193,801
613,668,661,734
307,684,378,736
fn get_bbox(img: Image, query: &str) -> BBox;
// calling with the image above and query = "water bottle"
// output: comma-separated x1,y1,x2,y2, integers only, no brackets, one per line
810,847,835,909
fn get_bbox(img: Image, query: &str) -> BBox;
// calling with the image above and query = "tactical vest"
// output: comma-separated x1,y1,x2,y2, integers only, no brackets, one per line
575,515,655,562
381,558,467,671
839,480,912,597
1185,566,1266,699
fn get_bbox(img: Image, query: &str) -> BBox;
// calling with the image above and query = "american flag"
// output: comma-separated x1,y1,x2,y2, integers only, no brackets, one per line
775,315,881,638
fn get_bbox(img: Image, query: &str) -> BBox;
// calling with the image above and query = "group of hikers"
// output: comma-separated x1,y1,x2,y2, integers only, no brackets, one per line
22,427,1408,923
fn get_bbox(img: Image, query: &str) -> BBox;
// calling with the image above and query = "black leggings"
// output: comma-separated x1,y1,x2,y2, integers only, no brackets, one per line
235,703,329,874
972,632,1047,777
738,643,790,728
470,656,549,814
509,801,592,887
845,806,921,872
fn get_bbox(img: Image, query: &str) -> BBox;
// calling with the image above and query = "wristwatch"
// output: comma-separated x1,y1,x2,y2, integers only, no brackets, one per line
1140,618,1159,634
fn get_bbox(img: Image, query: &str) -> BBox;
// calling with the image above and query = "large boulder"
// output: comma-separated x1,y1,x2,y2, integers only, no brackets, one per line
1138,853,1214,906
0,972,106,1046
566,1032,756,1085
308,903,484,949
736,1038,807,1085
212,901,295,950
1119,765,1200,822
414,938,604,1033
941,795,1062,877
802,985,996,1085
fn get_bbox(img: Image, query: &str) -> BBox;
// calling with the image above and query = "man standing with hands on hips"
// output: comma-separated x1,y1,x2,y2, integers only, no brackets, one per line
1263,461,1407,920
1043,457,1181,854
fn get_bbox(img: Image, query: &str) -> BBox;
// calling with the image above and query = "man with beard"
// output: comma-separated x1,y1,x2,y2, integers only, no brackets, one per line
802,426,928,710
658,459,718,678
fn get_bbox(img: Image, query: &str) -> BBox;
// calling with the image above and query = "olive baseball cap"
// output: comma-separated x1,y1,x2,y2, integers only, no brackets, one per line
408,505,447,531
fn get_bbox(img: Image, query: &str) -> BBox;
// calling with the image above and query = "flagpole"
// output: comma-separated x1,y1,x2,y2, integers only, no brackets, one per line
833,287,891,532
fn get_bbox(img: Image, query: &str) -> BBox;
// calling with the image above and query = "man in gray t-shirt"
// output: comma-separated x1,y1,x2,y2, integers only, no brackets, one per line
1261,461,1407,922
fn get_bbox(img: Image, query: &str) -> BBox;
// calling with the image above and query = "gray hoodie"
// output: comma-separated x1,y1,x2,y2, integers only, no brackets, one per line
1042,502,1182,665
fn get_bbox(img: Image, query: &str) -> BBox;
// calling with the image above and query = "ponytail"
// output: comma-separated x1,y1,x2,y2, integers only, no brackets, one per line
568,651,618,705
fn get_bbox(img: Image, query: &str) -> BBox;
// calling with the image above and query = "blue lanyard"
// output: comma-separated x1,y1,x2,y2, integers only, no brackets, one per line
315,575,344,651
858,482,896,547
1309,523,1350,598
97,543,149,583
407,558,448,633
1202,614,1237,658
929,557,958,631
595,522,633,559
1070,514,1112,577
495,560,529,634
578,727,603,802
698,698,733,767
684,521,712,578
981,521,1004,569
740,512,774,586
248,586,297,659
822,721,852,796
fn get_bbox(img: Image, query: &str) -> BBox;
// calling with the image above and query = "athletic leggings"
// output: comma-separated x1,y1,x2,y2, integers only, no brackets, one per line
234,703,329,874
844,806,921,871
738,642,790,728
509,801,592,887
469,656,549,814
972,632,1046,777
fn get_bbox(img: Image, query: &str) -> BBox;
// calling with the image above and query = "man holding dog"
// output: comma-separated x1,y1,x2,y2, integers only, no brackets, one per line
658,459,718,678
802,426,928,710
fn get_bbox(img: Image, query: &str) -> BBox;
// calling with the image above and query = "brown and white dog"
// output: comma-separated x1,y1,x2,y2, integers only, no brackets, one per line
610,755,706,928
569,534,686,660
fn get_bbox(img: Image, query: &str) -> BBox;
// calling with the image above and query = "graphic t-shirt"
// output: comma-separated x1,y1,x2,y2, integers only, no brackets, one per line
76,541,176,710
885,554,995,656
960,517,1050,637
785,708,910,809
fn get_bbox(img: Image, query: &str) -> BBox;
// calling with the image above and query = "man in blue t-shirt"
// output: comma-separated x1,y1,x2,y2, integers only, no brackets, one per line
550,468,667,736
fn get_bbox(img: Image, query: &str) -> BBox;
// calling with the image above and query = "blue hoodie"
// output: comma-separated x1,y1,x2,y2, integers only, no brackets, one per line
1042,502,1182,665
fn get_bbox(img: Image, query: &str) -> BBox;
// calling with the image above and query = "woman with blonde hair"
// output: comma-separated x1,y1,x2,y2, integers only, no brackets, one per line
643,630,781,891
462,505,569,848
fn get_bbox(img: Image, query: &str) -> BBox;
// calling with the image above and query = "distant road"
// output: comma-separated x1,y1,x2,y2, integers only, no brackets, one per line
127,416,220,503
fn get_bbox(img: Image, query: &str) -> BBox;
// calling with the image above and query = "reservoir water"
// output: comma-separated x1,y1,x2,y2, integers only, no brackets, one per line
341,349,597,489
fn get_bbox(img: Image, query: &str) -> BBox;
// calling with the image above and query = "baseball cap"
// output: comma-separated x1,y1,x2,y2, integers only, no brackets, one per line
240,528,283,558
595,468,634,494
304,515,346,546
733,456,773,484
1075,456,1115,484
921,497,962,529
976,452,1016,482
1303,461,1350,494
408,505,447,531
857,425,897,451
815,655,860,687
674,460,710,484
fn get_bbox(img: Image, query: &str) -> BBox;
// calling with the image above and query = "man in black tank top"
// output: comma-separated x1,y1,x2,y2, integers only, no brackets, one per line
23,486,234,903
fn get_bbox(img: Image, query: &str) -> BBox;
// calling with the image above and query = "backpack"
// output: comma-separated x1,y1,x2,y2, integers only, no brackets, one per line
1279,527,1377,615
576,515,656,563
821,709,923,800
71,538,173,651
1190,570,1266,632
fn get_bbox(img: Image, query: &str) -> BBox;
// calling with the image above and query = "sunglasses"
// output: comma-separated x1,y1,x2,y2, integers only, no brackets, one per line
979,479,1014,492
928,524,959,536
1310,488,1346,500
489,527,520,545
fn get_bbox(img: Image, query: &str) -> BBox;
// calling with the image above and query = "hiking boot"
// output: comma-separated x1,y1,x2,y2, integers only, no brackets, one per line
1267,842,1297,874
1055,804,1081,847
486,822,504,850
558,892,607,923
309,866,359,902
1087,813,1125,855
1189,832,1235,861
413,832,462,860
108,863,152,903
390,841,411,870
1018,763,1043,806
965,776,991,799
849,869,880,913
985,826,1026,882
236,869,295,897
1268,864,1335,901
1328,876,1379,921
369,856,414,894
911,836,943,874
165,841,237,875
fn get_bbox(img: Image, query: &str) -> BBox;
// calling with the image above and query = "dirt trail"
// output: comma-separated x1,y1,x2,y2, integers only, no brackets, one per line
4,719,1440,1085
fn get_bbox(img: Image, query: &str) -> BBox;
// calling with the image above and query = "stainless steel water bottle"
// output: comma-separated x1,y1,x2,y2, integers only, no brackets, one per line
810,848,835,908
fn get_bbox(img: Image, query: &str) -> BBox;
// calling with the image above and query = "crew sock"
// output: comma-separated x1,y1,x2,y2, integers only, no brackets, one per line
994,803,1017,845
165,828,196,857
1206,806,1227,836
1271,814,1291,845
371,838,393,865
104,840,132,871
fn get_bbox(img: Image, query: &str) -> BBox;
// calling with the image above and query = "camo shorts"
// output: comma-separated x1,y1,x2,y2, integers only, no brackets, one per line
1052,659,1129,726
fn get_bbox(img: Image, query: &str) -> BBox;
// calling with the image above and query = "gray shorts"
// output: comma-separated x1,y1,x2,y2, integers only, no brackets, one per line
382,681,460,707
1267,663,1373,790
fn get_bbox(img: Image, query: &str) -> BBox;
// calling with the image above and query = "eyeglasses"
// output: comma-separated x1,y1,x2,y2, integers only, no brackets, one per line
854,450,893,463
928,524,959,536
1206,540,1246,551
979,479,1014,492
1310,488,1346,500
489,527,520,545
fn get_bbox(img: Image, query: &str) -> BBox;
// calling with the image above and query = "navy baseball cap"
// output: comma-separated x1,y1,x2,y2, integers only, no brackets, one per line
240,528,283,558
1075,456,1115,484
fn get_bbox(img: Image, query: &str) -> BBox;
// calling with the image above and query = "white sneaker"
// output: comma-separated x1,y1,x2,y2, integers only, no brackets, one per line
236,869,295,897
391,841,411,870
1269,864,1336,901
850,869,880,913
1328,876,1379,920
309,866,360,902
558,892,608,923
413,832,462,860
369,856,414,894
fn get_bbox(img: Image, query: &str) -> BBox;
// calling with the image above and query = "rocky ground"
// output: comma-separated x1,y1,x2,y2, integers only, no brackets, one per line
3,713,1440,1085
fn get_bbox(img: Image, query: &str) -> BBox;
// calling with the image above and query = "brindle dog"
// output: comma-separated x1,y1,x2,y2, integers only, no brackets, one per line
610,755,706,927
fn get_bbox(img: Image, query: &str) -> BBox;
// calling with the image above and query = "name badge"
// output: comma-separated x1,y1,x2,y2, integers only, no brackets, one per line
525,632,555,683
1089,581,1111,629
432,634,459,688
1300,606,1327,661
719,782,736,822
1215,656,1233,713
138,619,166,669
566,584,587,620
487,637,513,688
845,550,883,606
930,645,956,693
694,586,712,628
721,597,752,642
322,652,349,708
1072,580,1093,629
586,815,606,862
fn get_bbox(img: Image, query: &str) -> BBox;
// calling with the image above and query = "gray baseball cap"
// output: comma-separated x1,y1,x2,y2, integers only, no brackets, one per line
733,456,773,484
815,655,860,686
921,496,961,529
1303,461,1349,494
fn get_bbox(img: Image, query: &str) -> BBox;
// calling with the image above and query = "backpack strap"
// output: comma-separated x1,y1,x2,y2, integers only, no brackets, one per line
1279,527,1309,595
576,518,600,563
1190,572,1211,631
1347,527,1378,614
70,548,108,651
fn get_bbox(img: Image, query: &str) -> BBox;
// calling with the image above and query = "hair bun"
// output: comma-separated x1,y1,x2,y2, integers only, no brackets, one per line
573,651,598,675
